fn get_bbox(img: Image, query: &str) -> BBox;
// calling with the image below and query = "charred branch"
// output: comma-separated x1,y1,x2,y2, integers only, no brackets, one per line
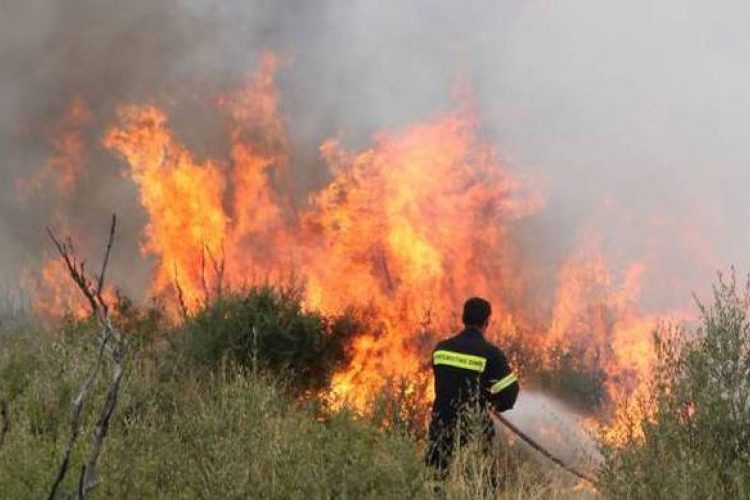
175,242,226,315
205,243,225,299
173,265,189,320
0,399,8,452
200,248,209,307
77,465,86,500
376,250,395,295
46,229,98,316
95,214,117,302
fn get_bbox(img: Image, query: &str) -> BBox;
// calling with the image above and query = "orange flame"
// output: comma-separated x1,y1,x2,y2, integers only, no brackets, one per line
21,257,91,318
304,106,544,405
17,97,101,318
103,105,229,309
28,53,698,435
18,97,92,199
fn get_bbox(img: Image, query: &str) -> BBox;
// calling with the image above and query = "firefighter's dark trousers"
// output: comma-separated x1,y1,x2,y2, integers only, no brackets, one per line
425,416,496,476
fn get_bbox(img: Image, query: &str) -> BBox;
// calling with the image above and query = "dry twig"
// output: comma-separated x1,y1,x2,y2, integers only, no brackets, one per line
0,399,9,452
173,264,190,320
173,242,226,317
46,336,110,500
204,243,225,299
46,214,126,500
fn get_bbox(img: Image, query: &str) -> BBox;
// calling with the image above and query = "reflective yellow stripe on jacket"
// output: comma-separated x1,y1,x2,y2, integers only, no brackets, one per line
433,350,487,372
489,373,517,394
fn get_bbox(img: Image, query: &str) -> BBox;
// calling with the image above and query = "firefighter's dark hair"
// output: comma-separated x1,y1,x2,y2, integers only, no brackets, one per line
462,297,492,326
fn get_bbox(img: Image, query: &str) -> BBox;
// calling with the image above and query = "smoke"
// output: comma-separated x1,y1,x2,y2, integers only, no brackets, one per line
499,390,600,469
1,0,748,304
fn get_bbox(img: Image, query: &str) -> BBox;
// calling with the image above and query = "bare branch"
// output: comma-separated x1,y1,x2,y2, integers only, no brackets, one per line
46,214,126,500
173,265,189,320
46,228,98,315
200,247,209,306
376,249,394,294
205,243,225,299
47,334,110,500
96,214,117,300
0,399,9,452
79,334,124,496
77,465,86,500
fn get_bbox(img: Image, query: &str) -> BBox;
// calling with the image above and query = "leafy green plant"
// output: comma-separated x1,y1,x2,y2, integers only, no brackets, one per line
598,271,750,498
366,375,432,440
539,343,607,411
180,285,359,392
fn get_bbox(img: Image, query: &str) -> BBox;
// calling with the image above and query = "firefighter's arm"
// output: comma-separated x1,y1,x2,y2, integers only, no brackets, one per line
485,348,519,412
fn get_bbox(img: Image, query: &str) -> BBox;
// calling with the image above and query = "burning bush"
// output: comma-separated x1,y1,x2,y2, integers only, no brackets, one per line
179,285,360,393
598,271,750,497
365,376,432,440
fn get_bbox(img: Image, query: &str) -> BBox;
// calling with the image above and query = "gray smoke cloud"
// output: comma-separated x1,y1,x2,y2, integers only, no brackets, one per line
1,0,748,306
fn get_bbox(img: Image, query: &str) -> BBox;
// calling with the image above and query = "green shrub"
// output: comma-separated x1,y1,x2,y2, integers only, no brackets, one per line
111,292,168,350
538,343,607,412
180,285,359,393
366,376,432,440
502,329,607,413
598,272,750,498
0,326,430,498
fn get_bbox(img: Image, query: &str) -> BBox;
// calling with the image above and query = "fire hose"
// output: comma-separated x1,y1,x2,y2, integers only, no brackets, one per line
492,411,597,485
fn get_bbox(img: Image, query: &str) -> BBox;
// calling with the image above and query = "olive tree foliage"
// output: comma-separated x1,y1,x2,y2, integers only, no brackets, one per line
599,271,750,498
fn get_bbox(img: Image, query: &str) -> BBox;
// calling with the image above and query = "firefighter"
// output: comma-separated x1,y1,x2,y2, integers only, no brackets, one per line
426,297,519,474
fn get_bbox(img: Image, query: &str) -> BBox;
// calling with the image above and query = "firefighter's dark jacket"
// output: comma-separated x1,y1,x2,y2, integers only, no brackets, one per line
430,327,519,425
